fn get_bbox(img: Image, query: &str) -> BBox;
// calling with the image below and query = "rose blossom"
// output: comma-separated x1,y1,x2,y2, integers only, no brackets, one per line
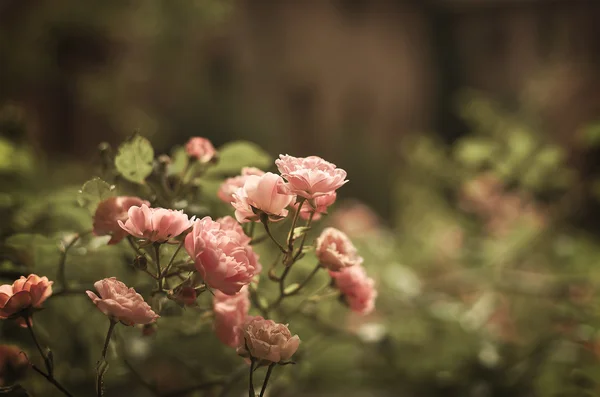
330,265,377,315
118,204,193,243
86,277,159,325
276,154,348,199
185,216,261,295
295,191,336,220
236,316,300,363
93,196,150,244
185,137,217,163
213,286,250,347
231,172,294,223
0,274,53,326
315,227,363,271
218,167,265,204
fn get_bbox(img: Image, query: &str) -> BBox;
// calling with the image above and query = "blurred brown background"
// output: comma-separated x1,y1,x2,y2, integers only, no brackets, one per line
2,0,600,216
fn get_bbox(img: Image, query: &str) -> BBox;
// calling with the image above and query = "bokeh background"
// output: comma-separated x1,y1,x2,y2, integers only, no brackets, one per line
3,0,600,396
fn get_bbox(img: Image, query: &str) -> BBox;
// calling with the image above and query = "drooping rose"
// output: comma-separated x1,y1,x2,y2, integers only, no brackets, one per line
316,227,363,271
231,172,294,223
118,204,193,243
218,167,265,204
0,345,28,386
294,191,336,220
213,286,250,347
185,137,217,163
185,216,261,295
86,278,159,325
0,274,53,326
276,154,348,199
330,266,377,315
93,196,150,244
236,316,300,363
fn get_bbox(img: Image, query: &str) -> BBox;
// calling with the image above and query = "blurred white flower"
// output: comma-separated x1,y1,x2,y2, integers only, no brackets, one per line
356,323,387,343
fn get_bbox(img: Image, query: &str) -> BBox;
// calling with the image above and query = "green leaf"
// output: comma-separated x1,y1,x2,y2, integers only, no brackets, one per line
205,141,271,177
114,135,154,184
78,178,115,213
284,283,300,295
293,226,311,240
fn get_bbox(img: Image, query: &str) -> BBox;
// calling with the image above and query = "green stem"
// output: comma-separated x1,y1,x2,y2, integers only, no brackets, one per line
259,364,275,397
284,262,322,297
261,221,287,254
292,212,314,261
161,240,185,279
248,359,256,397
286,198,305,250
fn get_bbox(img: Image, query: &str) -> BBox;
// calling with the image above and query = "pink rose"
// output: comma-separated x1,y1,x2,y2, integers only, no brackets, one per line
218,167,265,203
213,286,250,347
236,316,300,363
276,154,348,199
231,172,294,223
185,137,217,163
295,191,337,221
0,274,53,326
118,204,193,243
86,277,159,325
184,216,261,295
330,266,377,315
93,196,150,244
316,227,363,271
329,201,381,238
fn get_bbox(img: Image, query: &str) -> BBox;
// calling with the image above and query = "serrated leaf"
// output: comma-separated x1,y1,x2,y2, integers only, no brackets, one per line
293,226,311,240
205,141,271,177
114,135,154,184
77,177,115,213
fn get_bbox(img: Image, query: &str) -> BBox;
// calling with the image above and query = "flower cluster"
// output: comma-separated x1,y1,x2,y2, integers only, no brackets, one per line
0,136,380,397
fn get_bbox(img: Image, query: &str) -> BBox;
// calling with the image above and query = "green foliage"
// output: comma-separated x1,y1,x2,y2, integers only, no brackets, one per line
78,178,116,213
114,135,155,184
205,141,272,177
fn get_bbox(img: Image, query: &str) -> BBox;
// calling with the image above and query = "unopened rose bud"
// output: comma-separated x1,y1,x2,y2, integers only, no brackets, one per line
133,255,148,271
176,287,197,306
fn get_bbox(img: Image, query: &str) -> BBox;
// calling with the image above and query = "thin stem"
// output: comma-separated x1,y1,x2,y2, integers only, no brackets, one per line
292,212,314,261
57,231,91,288
97,319,117,397
261,221,287,254
161,240,185,279
25,316,46,368
154,243,163,291
101,320,117,359
259,364,275,397
25,316,75,397
248,359,256,397
284,262,322,297
286,198,305,250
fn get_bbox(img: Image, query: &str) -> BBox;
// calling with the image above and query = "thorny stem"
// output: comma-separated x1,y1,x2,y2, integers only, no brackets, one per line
97,319,117,397
25,316,75,397
259,364,276,397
